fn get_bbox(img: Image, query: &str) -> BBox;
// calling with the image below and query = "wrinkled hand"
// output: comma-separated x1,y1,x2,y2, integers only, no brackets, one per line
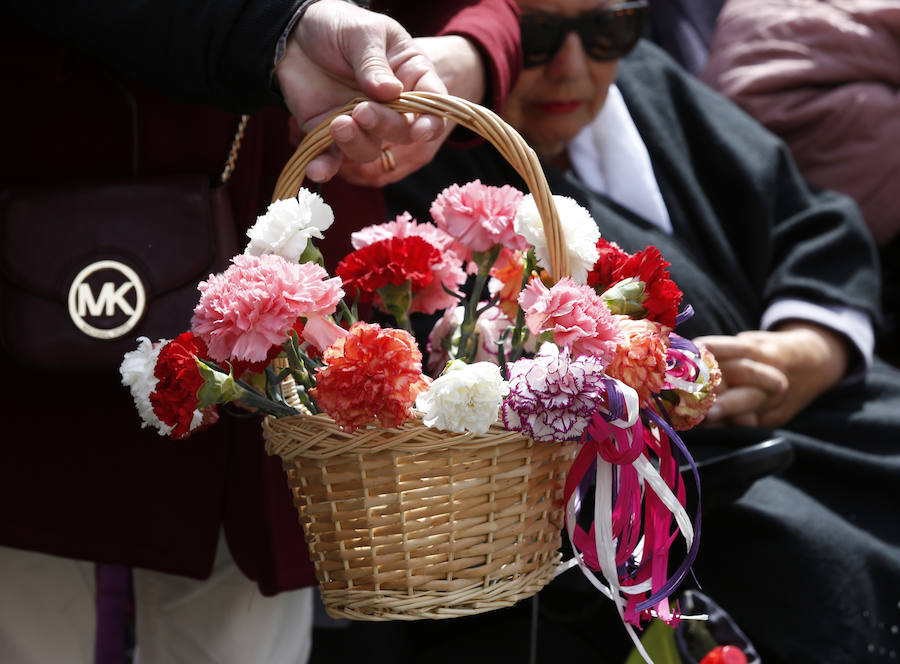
335,35,487,187
275,0,448,182
697,323,849,428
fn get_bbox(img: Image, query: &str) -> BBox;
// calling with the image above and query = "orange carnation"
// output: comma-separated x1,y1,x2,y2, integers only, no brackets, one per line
489,248,526,320
311,322,430,433
605,317,669,406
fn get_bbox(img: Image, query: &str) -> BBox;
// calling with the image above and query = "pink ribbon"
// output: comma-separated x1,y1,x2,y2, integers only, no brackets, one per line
563,406,697,629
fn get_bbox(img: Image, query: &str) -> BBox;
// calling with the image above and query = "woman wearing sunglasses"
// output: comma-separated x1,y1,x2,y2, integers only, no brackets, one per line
382,1,900,662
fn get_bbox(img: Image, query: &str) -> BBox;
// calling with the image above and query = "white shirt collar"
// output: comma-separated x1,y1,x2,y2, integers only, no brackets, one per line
567,84,673,234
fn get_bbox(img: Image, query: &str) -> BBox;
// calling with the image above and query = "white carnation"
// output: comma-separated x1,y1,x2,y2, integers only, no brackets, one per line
119,336,173,436
416,360,510,434
515,194,600,284
245,188,334,262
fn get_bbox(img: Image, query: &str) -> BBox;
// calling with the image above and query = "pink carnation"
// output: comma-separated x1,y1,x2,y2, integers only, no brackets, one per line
350,213,466,314
519,277,623,365
192,254,343,363
430,180,528,256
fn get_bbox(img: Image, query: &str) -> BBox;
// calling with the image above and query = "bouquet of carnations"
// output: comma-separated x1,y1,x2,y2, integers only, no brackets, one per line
119,95,720,646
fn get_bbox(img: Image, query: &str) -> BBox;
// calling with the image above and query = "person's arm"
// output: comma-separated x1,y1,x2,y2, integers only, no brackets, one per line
696,322,850,428
274,0,449,182
5,0,302,112
373,0,521,110
6,0,456,183
333,0,522,186
694,149,878,427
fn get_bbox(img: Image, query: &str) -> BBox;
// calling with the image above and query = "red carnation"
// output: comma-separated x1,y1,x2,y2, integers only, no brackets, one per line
587,238,630,290
619,246,682,328
150,331,212,439
336,236,440,305
587,240,682,328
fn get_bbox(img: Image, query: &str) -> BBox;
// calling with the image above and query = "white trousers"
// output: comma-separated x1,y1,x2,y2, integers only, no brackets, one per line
0,536,313,664
0,545,96,664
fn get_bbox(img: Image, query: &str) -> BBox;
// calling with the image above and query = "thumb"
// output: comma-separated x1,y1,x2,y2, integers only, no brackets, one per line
348,29,405,102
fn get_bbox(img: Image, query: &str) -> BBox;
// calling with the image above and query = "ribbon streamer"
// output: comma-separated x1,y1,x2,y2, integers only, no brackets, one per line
560,376,703,664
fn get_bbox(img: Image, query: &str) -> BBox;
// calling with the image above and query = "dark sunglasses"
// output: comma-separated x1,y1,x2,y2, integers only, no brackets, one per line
520,1,649,68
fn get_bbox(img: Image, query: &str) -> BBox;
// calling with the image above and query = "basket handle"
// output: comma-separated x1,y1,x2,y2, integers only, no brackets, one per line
271,91,570,281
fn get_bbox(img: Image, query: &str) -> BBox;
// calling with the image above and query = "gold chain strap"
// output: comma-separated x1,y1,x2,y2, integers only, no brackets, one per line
219,114,250,185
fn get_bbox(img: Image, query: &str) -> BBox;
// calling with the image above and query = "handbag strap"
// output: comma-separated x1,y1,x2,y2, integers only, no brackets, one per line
219,114,250,185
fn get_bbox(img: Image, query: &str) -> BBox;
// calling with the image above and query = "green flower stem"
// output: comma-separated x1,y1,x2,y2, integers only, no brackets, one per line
278,332,321,414
457,246,501,363
496,328,510,380
199,359,299,418
509,307,528,363
378,281,413,332
457,270,486,362
234,383,299,418
288,376,320,414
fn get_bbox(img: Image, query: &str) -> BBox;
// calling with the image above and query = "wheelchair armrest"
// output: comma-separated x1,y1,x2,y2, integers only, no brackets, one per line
681,437,794,512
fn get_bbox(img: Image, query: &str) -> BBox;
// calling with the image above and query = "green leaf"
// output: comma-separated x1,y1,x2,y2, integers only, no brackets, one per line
298,242,324,266
623,619,683,664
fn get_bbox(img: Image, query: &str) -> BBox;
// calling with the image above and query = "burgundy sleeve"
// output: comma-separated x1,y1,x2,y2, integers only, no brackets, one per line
373,0,522,110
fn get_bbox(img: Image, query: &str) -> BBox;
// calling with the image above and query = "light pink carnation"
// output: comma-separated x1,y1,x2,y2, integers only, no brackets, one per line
350,213,466,314
661,343,722,430
430,180,528,255
426,304,515,375
519,277,623,365
192,254,343,363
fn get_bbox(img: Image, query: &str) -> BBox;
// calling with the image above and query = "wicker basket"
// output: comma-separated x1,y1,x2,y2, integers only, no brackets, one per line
263,92,577,620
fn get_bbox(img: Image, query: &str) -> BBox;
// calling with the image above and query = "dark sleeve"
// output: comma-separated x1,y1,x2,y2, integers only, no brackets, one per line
373,0,521,110
5,0,303,113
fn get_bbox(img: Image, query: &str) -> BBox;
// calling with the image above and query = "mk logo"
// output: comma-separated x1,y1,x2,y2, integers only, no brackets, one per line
67,260,147,340
75,281,136,318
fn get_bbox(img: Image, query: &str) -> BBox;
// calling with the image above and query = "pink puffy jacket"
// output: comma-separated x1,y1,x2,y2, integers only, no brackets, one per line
702,0,900,246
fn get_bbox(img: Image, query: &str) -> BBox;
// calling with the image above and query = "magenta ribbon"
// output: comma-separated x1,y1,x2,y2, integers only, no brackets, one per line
563,399,702,627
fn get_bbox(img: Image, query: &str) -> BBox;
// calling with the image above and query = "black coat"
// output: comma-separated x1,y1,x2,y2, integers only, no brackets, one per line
384,40,900,664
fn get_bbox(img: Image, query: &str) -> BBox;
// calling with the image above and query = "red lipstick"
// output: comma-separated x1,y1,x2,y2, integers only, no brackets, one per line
534,100,583,114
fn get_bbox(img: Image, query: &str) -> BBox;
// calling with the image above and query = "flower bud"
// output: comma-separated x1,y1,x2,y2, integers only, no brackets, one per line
195,359,245,408
601,277,648,317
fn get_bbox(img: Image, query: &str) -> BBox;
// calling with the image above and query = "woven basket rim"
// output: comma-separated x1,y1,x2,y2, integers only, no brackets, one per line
262,410,559,459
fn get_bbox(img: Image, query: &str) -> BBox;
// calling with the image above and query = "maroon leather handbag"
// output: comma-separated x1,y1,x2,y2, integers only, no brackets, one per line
0,174,240,374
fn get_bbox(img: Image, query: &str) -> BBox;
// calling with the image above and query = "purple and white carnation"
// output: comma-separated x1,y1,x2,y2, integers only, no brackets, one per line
501,342,607,442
